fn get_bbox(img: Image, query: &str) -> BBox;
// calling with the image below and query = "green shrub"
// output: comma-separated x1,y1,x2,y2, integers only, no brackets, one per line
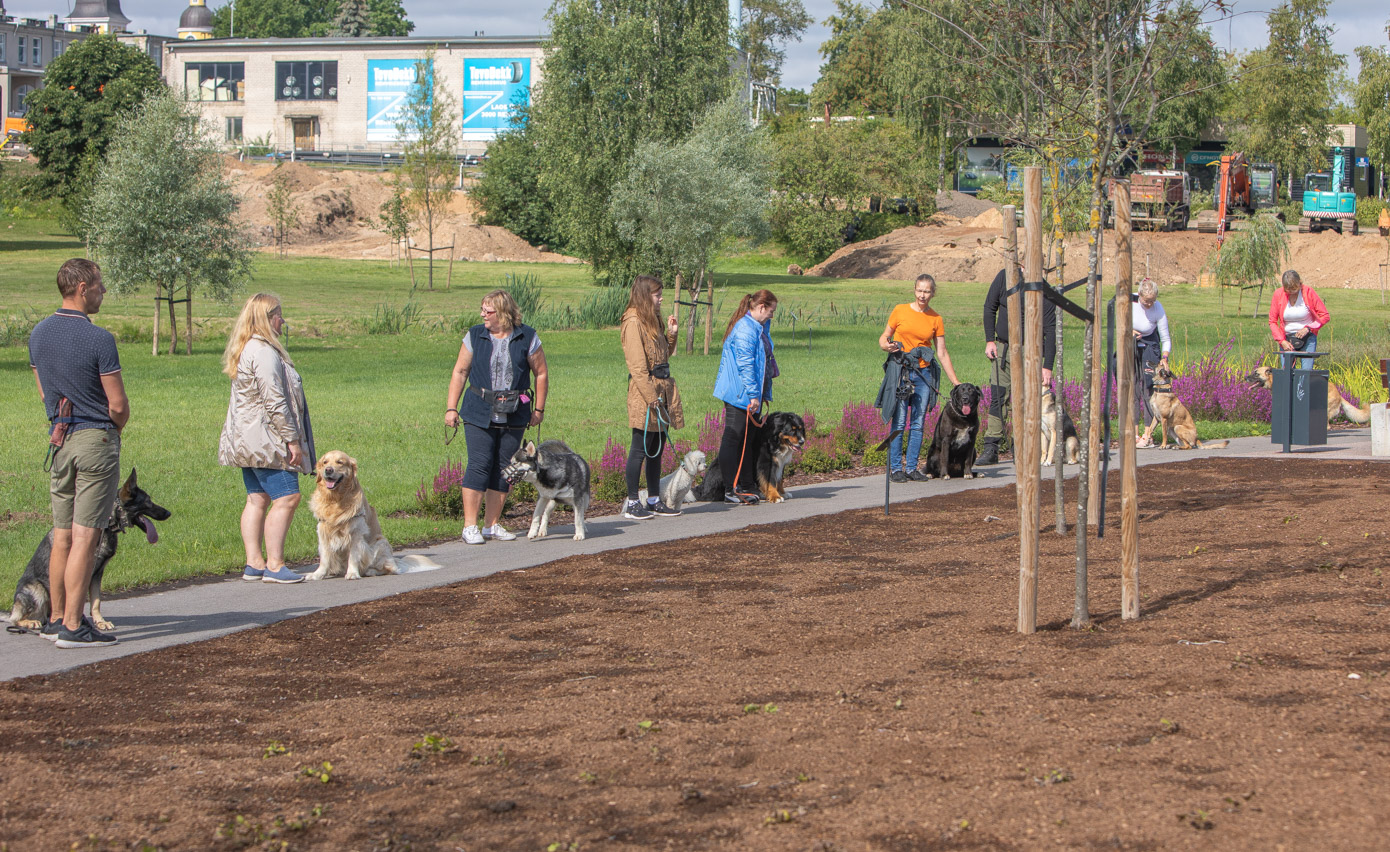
0,310,40,348
1276,200,1304,225
471,116,564,249
361,300,423,335
862,445,888,467
853,211,916,243
1355,196,1387,228
506,272,544,319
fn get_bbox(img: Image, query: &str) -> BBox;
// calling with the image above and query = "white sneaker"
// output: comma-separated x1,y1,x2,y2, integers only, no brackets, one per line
483,524,516,541
461,525,485,545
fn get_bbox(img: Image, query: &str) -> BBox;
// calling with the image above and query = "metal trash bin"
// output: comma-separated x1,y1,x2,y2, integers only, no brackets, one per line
1270,350,1328,452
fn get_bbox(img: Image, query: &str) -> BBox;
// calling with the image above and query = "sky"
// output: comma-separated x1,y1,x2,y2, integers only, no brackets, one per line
14,1,1390,91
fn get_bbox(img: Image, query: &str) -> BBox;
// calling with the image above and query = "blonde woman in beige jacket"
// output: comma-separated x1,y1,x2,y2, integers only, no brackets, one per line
619,275,684,520
218,293,315,584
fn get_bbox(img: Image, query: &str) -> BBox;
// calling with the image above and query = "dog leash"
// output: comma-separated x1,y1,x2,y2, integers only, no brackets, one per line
642,400,671,459
730,404,767,498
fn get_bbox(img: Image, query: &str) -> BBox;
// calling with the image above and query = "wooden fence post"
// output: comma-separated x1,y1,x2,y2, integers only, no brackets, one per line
1018,168,1044,634
1114,180,1140,620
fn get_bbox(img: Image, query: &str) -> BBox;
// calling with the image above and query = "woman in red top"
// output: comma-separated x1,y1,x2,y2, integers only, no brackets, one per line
1268,270,1330,368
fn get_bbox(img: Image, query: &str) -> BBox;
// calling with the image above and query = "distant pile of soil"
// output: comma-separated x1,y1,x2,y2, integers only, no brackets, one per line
224,156,580,264
934,189,1000,219
811,217,1390,289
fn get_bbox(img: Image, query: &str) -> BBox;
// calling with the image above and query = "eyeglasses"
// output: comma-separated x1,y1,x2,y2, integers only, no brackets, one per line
480,307,498,316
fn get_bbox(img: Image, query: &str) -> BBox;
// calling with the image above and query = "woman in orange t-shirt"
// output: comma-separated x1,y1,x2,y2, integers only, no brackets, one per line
877,274,961,482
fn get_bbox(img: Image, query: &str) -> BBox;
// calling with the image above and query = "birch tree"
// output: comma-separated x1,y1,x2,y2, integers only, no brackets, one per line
86,88,252,355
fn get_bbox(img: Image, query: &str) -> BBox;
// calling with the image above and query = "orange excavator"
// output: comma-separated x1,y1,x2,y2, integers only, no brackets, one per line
1195,153,1253,245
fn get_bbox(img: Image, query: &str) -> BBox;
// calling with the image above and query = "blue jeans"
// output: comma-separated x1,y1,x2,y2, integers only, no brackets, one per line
890,371,931,472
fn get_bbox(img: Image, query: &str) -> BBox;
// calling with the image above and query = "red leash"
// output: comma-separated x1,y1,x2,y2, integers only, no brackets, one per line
731,404,766,497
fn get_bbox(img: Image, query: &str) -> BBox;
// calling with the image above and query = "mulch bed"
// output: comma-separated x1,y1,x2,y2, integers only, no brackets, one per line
2,458,1387,851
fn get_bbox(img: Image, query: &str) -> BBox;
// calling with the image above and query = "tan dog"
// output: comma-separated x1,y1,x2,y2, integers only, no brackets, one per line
308,451,439,580
1040,389,1079,465
1143,366,1229,450
1245,365,1370,425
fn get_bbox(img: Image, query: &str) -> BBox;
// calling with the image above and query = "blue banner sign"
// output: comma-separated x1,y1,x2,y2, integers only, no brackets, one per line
462,58,530,140
367,59,426,142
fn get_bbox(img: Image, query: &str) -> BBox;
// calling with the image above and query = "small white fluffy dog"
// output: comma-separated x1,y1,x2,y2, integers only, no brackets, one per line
659,450,707,512
308,451,439,580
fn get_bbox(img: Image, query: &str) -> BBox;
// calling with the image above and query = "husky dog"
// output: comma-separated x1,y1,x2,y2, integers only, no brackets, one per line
502,440,592,541
659,450,707,512
1040,388,1080,465
7,469,170,631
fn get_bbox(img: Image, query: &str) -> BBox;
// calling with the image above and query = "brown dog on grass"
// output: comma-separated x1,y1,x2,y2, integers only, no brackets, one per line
1245,365,1370,425
1142,366,1229,450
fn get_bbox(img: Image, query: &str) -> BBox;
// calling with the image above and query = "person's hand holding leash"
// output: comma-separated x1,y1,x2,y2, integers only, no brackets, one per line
984,341,997,360
747,398,761,414
444,408,460,428
529,407,544,428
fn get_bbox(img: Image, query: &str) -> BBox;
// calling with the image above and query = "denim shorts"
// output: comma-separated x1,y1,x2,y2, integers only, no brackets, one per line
242,467,302,500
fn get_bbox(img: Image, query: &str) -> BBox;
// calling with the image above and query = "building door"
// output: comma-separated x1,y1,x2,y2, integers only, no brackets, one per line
292,118,316,151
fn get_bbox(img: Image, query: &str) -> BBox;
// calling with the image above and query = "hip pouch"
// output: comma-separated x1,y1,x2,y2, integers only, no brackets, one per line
473,386,525,416
649,362,671,380
44,396,73,472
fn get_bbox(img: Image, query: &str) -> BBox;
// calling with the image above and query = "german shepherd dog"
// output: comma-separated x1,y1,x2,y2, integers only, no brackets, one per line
501,440,592,541
696,412,808,503
1245,365,1371,425
1143,365,1230,450
6,469,170,631
1041,388,1079,464
923,383,982,480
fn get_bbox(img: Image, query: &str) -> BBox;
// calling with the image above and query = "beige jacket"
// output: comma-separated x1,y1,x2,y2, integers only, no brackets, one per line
218,336,315,473
621,309,684,431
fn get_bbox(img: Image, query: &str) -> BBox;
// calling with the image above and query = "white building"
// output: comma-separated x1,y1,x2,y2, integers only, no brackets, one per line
162,36,546,155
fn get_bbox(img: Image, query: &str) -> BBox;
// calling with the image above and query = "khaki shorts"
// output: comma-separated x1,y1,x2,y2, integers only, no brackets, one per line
50,428,121,530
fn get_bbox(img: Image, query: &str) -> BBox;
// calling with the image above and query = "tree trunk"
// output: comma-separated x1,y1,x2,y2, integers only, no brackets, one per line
185,282,194,356
671,273,683,356
167,285,179,356
152,284,161,357
685,270,702,355
426,205,435,291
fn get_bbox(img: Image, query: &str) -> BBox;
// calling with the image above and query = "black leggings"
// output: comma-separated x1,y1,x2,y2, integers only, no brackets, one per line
625,427,666,500
716,401,757,493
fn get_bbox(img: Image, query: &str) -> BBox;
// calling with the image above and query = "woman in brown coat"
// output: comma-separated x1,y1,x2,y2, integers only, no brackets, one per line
620,275,684,519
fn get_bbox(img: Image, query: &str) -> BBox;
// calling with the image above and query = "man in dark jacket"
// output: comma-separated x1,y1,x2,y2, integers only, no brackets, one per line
979,266,1056,465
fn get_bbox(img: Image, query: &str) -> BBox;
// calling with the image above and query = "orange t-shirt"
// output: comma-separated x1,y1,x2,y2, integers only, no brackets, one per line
887,304,945,368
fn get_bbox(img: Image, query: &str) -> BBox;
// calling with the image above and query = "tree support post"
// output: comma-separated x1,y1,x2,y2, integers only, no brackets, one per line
1087,230,1104,526
1018,168,1044,634
1114,180,1140,621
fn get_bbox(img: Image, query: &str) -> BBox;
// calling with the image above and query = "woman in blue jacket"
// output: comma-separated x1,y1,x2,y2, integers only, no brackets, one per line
713,289,778,504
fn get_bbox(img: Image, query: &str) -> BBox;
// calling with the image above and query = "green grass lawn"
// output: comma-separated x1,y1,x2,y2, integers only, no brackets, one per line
4,212,1388,601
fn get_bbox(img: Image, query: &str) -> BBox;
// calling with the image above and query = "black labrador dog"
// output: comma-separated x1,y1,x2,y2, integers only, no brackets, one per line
7,469,170,631
923,383,983,480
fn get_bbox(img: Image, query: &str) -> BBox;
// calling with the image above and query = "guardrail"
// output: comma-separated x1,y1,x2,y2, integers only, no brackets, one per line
236,149,487,168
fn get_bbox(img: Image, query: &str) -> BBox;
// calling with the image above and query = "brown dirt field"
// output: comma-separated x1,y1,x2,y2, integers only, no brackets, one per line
225,157,580,265
810,217,1390,290
3,457,1388,851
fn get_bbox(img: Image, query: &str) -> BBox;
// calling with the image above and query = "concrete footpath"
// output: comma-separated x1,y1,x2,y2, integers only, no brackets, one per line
4,429,1382,681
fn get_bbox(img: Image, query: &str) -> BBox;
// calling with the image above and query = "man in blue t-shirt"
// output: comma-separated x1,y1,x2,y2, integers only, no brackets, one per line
27,259,130,649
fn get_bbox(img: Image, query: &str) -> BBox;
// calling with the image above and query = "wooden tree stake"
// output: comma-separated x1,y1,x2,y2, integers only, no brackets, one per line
1114,181,1140,620
1018,168,1044,634
1087,230,1104,525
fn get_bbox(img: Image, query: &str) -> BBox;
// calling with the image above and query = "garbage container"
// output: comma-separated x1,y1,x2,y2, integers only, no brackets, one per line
1270,350,1328,452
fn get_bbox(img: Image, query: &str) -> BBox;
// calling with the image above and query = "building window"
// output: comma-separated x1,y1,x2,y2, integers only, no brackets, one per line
226,117,243,142
275,61,337,101
0,35,6,65
33,37,42,66
54,38,63,58
18,36,26,66
184,62,246,101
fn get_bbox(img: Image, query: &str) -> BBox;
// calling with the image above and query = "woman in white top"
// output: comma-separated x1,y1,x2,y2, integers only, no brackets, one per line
1132,277,1170,448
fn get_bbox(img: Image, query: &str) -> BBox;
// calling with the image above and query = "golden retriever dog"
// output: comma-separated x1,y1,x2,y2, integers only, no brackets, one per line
1142,366,1229,450
1245,365,1370,425
308,451,439,580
